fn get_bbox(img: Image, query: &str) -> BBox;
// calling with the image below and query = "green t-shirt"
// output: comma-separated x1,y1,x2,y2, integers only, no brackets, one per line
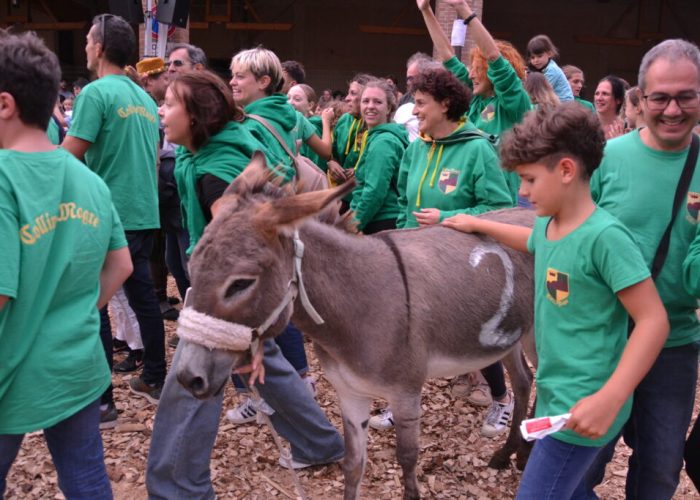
591,131,700,347
396,121,513,229
0,148,126,434
683,222,700,297
68,74,160,231
575,97,596,112
349,123,409,229
47,117,61,145
527,208,650,447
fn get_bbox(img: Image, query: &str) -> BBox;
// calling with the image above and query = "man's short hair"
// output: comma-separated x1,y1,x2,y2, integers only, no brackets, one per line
499,102,605,180
638,39,700,91
0,30,60,128
167,43,208,68
91,14,135,68
282,60,305,84
406,52,432,69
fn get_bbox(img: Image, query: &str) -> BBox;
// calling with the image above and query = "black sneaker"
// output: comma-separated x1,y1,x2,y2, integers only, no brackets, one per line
113,338,129,353
160,301,179,321
100,403,118,430
129,376,163,405
167,296,181,305
114,349,144,373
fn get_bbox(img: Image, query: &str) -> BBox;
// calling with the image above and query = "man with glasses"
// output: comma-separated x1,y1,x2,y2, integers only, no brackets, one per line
586,39,700,499
165,43,207,75
63,14,166,417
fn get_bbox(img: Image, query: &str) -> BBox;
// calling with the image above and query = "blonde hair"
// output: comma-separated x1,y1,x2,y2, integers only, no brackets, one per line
230,46,283,95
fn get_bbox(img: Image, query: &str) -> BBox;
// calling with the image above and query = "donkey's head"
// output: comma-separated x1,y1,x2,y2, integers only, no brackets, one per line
176,152,353,398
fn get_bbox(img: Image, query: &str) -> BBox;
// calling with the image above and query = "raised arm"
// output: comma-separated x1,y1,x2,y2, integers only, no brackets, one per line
416,0,454,62
444,0,500,61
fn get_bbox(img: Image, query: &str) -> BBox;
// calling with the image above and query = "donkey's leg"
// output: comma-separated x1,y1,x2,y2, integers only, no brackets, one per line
489,345,532,470
389,393,423,500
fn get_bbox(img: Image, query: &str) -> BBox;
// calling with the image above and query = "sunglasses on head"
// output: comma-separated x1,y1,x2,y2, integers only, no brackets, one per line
98,13,115,51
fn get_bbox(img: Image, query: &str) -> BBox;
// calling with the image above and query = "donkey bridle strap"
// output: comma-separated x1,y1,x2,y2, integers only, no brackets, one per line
177,307,253,351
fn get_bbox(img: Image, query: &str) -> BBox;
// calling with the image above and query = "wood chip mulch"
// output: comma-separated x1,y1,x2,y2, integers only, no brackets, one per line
5,294,700,499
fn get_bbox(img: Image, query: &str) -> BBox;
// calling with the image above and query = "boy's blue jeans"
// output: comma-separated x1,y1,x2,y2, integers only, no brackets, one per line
0,400,112,500
584,342,699,499
516,436,601,500
146,337,344,500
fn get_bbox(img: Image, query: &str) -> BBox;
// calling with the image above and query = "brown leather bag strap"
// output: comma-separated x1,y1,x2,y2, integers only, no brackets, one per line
246,114,298,167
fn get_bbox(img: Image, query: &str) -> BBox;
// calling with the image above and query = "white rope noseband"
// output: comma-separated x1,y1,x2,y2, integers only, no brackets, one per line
177,230,323,352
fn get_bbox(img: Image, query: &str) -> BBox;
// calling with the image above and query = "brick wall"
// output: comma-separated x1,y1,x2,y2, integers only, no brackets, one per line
434,0,483,65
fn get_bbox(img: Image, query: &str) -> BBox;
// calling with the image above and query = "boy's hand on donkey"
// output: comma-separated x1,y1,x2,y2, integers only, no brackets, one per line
565,391,620,439
441,213,479,232
413,208,441,226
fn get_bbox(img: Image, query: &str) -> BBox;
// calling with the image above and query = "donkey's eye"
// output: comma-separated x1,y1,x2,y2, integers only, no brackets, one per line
224,278,255,299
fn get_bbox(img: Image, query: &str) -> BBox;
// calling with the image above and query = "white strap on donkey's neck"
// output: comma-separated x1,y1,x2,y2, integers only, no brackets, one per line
177,230,323,351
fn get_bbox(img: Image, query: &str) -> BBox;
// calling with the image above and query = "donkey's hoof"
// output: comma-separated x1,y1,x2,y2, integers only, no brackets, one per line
515,441,533,470
488,450,511,470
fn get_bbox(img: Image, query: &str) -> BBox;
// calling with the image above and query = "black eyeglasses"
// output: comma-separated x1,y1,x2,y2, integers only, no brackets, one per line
167,59,186,68
642,91,700,111
98,14,115,51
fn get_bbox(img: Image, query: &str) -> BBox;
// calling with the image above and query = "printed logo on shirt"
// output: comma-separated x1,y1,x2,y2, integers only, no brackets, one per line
546,268,569,306
686,192,700,224
480,103,495,122
438,169,460,194
20,202,100,245
117,105,156,123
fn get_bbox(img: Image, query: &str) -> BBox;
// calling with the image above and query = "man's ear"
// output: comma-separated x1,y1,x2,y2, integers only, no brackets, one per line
0,92,17,120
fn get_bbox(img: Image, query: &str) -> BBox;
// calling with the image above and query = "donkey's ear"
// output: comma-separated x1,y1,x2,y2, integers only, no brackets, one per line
254,179,355,234
223,151,273,197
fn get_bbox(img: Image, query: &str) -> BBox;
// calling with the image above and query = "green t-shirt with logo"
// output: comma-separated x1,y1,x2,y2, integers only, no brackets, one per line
591,130,700,348
0,148,127,434
68,74,160,231
527,208,650,447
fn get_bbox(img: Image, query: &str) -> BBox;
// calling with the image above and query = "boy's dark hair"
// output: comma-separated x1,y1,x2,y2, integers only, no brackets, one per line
282,60,305,84
499,102,605,180
412,68,471,122
0,30,60,128
91,14,135,68
526,34,559,60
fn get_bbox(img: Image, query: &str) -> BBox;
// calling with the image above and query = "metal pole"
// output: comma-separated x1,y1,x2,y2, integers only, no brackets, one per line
144,0,153,57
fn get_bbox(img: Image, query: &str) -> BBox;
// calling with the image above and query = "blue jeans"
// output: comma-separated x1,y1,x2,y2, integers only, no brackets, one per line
585,342,699,499
0,400,112,500
232,323,308,389
517,436,601,500
146,338,344,500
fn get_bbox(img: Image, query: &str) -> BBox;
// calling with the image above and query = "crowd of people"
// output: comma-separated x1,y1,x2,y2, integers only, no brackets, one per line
1,0,700,498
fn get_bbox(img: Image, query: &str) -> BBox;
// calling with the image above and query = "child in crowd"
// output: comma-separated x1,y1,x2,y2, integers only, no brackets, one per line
0,30,132,498
443,102,669,499
527,34,574,102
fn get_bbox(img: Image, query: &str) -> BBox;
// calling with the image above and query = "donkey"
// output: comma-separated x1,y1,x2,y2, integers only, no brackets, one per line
176,154,536,500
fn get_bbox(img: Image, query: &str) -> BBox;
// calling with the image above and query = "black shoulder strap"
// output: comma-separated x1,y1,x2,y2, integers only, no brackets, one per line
650,133,699,280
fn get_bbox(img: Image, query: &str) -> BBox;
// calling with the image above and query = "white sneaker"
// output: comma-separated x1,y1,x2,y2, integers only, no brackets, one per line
225,397,257,424
369,408,394,431
481,392,514,438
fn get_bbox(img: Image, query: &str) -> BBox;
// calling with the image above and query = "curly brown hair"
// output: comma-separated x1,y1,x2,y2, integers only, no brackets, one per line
412,68,471,122
169,70,245,151
469,40,527,85
499,102,605,179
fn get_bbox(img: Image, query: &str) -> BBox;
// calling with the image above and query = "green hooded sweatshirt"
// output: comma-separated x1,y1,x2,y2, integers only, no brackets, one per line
332,112,364,168
244,94,298,182
443,55,532,202
396,121,513,229
175,120,277,254
350,123,409,230
301,114,323,168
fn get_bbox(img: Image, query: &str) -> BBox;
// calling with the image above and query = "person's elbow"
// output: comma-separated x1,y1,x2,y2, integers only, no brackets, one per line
635,301,670,345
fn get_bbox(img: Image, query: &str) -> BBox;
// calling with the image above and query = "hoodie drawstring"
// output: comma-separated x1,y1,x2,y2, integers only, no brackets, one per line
416,143,444,207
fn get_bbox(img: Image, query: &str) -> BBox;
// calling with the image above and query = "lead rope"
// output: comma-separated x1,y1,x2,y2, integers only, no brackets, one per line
243,339,310,500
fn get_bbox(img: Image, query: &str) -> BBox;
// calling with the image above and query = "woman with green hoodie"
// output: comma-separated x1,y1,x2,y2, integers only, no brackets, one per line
372,68,514,436
229,47,331,177
349,79,409,233
396,68,512,229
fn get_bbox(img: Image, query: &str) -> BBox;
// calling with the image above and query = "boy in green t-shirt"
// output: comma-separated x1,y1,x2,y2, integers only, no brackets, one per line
0,31,132,498
442,103,669,498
